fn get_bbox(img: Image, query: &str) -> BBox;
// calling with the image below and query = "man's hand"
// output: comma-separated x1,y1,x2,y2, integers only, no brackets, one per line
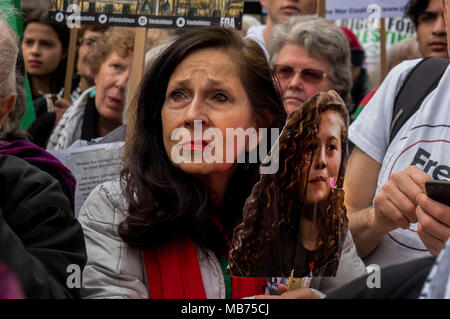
416,193,450,255
54,98,72,124
255,284,321,299
373,166,431,233
54,98,71,112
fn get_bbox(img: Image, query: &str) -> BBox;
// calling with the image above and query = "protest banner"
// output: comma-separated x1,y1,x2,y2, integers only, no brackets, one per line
325,0,409,20
335,17,416,73
317,0,325,17
48,0,244,29
326,0,413,82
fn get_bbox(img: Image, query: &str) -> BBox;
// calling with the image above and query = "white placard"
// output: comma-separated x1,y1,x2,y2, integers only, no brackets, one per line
334,17,416,72
326,0,409,20
50,142,125,217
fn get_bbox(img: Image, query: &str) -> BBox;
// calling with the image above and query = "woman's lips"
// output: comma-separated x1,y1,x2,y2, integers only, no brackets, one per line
284,96,304,104
28,60,42,67
310,177,327,184
107,96,123,107
181,140,210,151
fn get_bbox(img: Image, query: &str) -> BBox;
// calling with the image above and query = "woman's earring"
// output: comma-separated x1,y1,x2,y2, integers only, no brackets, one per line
90,90,96,98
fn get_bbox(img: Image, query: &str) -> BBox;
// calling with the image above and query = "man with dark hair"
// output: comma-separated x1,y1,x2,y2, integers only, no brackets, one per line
406,0,448,58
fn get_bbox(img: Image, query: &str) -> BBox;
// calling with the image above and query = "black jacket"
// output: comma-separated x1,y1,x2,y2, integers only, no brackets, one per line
0,154,87,298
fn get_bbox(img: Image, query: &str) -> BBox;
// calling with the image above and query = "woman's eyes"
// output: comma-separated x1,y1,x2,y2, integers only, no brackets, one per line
168,90,230,103
23,39,54,47
169,90,188,101
212,92,229,103
110,63,125,72
327,144,338,152
23,39,34,46
41,41,55,47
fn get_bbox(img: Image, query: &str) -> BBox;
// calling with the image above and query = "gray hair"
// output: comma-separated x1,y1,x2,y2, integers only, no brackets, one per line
269,16,352,107
0,15,28,140
0,16,18,98
387,37,422,71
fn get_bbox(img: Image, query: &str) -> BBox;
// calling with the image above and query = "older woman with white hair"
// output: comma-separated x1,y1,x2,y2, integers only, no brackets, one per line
268,16,352,115
0,16,86,298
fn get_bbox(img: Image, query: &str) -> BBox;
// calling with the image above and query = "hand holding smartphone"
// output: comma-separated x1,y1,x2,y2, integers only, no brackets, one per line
425,180,450,206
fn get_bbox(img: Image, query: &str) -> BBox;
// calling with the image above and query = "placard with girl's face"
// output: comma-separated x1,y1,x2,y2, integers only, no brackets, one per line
228,90,350,278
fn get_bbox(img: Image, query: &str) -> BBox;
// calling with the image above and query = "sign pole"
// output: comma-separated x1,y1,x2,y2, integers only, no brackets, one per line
63,27,78,101
317,0,326,18
126,27,148,144
380,18,388,82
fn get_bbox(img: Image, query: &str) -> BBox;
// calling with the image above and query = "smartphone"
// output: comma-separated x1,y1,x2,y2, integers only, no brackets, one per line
425,180,450,206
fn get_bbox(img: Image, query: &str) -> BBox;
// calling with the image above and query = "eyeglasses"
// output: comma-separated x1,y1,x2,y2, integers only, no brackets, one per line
273,64,328,84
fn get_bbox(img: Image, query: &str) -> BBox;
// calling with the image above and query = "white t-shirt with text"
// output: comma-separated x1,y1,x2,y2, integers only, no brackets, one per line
349,59,450,268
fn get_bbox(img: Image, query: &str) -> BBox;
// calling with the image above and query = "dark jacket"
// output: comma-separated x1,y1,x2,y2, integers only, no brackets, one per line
0,154,86,298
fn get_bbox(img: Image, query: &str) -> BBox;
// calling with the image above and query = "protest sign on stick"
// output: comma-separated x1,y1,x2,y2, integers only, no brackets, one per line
63,28,79,101
327,0,409,83
380,18,388,81
126,27,147,143
50,142,125,217
317,0,326,18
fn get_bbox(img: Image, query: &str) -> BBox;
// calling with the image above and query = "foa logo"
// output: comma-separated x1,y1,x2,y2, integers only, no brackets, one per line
411,147,449,180
220,17,235,28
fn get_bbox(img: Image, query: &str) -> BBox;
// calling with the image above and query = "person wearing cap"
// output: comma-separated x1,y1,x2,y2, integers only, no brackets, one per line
340,26,370,114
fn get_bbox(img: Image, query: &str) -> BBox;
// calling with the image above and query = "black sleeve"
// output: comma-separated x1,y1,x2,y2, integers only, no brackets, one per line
0,155,87,298
27,112,57,148
326,256,435,299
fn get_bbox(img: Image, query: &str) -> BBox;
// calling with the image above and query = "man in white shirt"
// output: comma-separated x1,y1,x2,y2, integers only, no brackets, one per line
246,0,316,56
344,0,450,268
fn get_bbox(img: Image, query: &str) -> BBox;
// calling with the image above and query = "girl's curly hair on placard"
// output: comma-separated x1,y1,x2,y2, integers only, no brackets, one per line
228,90,350,277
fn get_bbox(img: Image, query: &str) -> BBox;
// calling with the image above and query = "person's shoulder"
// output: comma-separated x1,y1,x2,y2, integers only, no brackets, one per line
78,179,127,227
0,154,68,202
0,154,72,217
387,58,423,82
246,24,266,37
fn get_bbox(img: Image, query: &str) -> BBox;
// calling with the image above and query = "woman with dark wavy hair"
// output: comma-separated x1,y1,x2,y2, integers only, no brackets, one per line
22,9,69,102
228,91,366,295
79,26,286,299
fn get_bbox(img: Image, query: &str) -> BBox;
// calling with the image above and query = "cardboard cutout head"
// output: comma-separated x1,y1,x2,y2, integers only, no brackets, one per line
228,90,349,278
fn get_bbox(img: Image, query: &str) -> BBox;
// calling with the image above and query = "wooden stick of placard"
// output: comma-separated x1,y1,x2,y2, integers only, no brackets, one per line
63,27,78,100
317,0,326,18
380,18,388,82
125,27,148,144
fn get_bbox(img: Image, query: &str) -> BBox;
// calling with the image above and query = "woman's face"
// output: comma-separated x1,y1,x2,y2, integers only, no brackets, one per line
77,30,103,81
22,23,65,77
94,51,133,126
161,48,256,177
304,110,344,204
275,43,332,115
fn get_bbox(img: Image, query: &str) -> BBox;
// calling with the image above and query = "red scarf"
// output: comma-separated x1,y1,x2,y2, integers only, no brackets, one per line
143,237,266,299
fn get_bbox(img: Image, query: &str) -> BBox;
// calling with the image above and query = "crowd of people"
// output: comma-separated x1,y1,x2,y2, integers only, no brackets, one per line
0,0,448,299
